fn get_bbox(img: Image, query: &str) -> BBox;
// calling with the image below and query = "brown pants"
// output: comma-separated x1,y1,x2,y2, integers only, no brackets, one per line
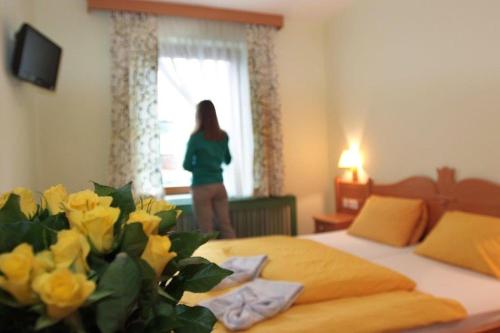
191,183,236,239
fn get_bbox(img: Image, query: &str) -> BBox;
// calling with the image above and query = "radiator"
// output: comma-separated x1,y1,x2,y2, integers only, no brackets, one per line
172,195,297,237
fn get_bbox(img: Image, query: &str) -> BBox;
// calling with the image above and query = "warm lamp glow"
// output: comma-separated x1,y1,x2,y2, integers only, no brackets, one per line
338,147,363,182
338,148,362,169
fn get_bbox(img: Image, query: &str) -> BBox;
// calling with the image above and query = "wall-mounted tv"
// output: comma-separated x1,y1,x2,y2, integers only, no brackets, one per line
11,23,62,90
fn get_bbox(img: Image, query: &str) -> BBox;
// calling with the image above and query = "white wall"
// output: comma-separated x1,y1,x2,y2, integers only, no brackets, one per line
28,0,331,233
326,0,500,184
0,0,36,191
32,0,111,192
276,18,331,233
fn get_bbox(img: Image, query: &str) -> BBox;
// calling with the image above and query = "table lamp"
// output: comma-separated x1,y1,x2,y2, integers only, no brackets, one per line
338,147,362,182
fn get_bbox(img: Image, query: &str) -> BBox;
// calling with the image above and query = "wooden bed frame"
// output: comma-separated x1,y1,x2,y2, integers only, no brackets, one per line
336,166,500,236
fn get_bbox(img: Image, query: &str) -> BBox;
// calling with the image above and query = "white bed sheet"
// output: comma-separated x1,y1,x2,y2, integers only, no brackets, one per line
374,252,500,333
302,231,500,333
302,230,414,260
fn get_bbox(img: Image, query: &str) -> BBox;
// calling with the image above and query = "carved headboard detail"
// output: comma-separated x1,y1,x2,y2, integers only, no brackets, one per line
438,167,500,219
336,167,500,235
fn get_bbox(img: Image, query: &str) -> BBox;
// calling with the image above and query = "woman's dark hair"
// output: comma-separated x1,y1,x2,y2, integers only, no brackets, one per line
193,100,226,141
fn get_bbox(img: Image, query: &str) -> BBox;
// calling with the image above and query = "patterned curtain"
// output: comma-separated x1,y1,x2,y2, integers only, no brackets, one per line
109,12,163,196
246,25,284,196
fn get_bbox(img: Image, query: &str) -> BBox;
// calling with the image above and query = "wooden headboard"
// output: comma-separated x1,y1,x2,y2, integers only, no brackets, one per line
336,167,500,234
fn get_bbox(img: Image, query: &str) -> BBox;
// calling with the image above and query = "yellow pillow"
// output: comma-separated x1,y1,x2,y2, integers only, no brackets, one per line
348,195,427,247
409,204,429,244
415,211,500,278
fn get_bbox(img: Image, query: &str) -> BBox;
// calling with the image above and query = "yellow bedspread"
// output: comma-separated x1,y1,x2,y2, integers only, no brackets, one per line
191,236,415,304
211,291,467,333
185,236,466,332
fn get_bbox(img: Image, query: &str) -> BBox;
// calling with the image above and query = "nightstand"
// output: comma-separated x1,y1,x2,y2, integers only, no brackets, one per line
313,213,356,233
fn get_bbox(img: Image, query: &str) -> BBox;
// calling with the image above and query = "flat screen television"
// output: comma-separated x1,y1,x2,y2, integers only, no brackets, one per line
12,23,62,90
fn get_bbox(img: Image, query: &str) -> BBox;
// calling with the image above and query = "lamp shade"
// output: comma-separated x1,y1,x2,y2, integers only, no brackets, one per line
338,148,362,169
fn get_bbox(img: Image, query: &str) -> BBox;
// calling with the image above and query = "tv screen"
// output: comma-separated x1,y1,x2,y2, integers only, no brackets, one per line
12,24,62,90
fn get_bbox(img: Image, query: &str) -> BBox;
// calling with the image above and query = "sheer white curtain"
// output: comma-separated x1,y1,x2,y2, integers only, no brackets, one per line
158,17,253,197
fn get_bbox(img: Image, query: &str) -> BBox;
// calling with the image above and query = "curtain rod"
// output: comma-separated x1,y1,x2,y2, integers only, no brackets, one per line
87,0,284,29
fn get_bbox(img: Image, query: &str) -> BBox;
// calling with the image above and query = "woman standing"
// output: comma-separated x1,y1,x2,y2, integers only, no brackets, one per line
183,100,236,238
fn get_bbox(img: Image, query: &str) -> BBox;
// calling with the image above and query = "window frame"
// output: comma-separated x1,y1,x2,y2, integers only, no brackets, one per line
164,186,190,195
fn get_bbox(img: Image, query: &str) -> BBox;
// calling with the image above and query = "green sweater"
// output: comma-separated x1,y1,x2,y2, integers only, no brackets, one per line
183,131,232,186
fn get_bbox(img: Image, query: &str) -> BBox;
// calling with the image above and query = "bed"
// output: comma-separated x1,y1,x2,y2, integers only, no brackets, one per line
304,231,500,333
187,167,500,332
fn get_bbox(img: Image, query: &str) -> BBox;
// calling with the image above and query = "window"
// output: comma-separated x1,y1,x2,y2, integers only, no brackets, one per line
157,22,254,197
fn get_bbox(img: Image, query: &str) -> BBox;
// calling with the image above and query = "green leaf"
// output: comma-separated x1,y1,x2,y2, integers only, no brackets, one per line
157,301,174,315
127,321,147,333
145,301,179,333
169,232,217,260
177,257,210,268
39,213,69,231
121,223,148,257
0,194,27,224
137,258,156,290
88,254,110,278
22,222,57,252
0,289,21,308
0,222,29,253
146,316,179,333
35,314,60,330
84,290,114,306
175,305,217,333
93,183,116,196
161,258,231,301
160,257,210,282
30,304,44,314
136,258,158,319
163,276,184,303
157,288,178,304
96,253,142,333
0,221,56,253
35,207,50,221
93,182,135,217
156,210,177,235
182,263,232,293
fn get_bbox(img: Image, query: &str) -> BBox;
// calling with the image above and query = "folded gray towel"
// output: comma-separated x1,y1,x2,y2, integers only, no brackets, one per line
214,255,268,290
201,279,304,331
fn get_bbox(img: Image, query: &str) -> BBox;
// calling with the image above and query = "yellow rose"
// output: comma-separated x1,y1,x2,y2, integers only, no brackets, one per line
81,206,120,253
0,187,37,218
32,268,95,319
137,197,179,215
127,210,161,235
141,235,176,277
33,250,55,277
65,209,86,233
0,244,36,304
50,230,90,274
43,184,68,214
65,190,112,213
66,206,120,253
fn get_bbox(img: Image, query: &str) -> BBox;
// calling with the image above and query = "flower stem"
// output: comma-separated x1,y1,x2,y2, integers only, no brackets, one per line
64,313,87,333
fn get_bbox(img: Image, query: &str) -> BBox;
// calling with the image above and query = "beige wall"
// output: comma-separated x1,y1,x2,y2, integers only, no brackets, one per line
32,0,111,192
0,0,36,191
276,18,331,234
28,0,331,233
326,0,500,186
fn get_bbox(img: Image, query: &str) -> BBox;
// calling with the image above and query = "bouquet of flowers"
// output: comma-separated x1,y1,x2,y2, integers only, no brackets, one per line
0,183,231,332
